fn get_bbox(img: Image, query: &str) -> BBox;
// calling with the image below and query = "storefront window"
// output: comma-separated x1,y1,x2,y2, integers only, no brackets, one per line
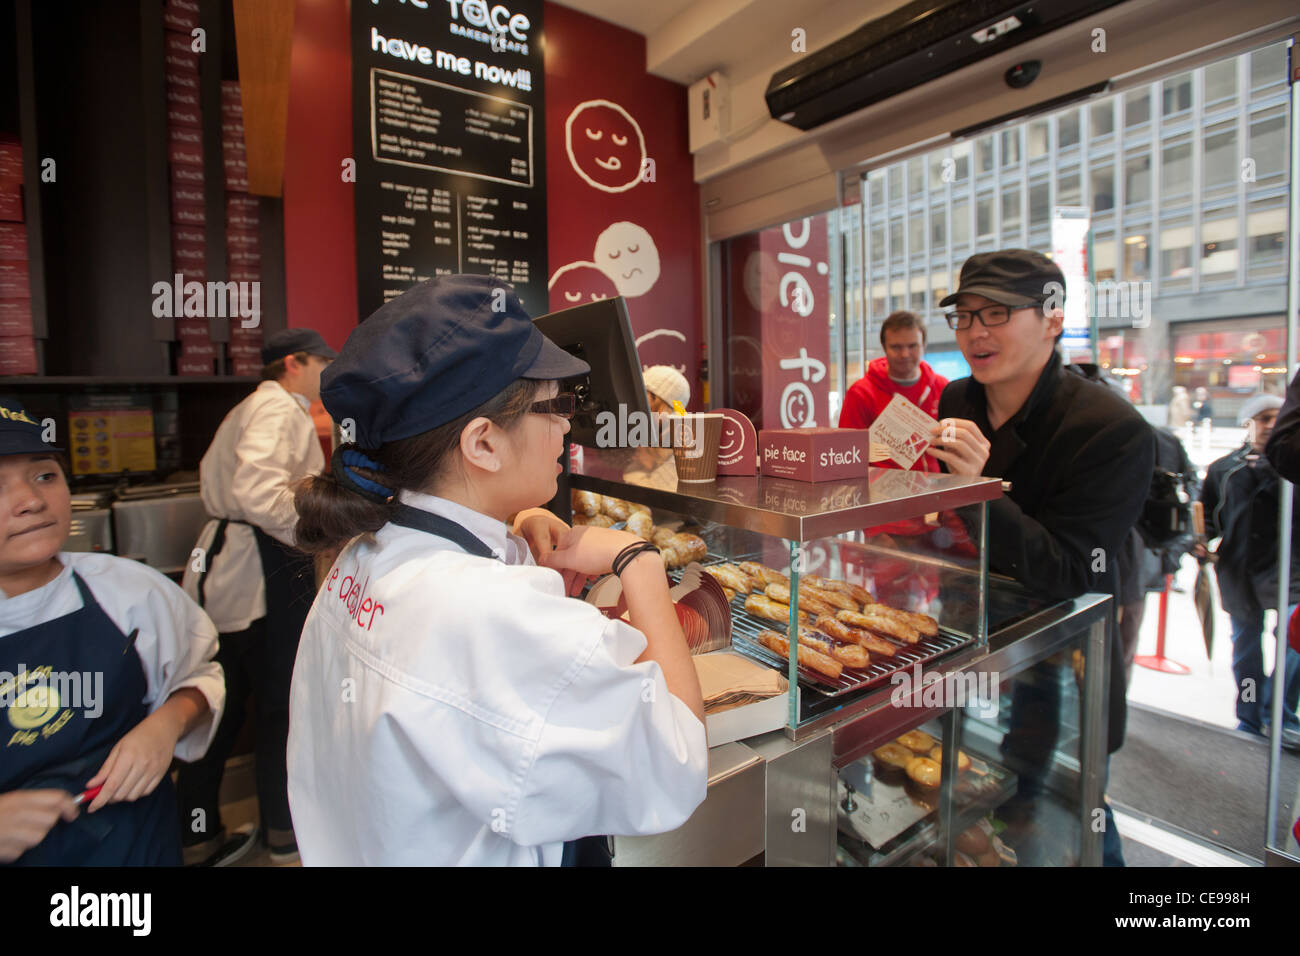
1200,214,1238,281
1203,59,1237,105
1247,200,1287,280
1091,163,1114,212
1091,100,1115,137
1124,89,1150,129
1161,140,1191,203
1161,73,1192,115
1097,329,1149,404
1171,319,1287,420
1125,153,1151,205
1001,184,1021,233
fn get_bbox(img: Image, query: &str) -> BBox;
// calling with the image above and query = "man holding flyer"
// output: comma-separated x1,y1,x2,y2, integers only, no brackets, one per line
930,248,1154,867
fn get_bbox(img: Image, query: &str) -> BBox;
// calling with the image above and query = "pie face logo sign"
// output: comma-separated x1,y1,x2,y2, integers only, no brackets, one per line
714,407,758,475
2,665,104,747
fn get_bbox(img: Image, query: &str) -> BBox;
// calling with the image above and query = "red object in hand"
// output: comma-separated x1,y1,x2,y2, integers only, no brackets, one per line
73,784,103,807
1289,606,1300,655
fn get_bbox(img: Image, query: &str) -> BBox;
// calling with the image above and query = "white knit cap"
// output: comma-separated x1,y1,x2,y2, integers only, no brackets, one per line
642,365,690,409
1239,393,1282,424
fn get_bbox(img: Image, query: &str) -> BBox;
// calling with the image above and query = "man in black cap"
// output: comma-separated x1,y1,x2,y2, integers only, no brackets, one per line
929,249,1154,867
177,327,336,865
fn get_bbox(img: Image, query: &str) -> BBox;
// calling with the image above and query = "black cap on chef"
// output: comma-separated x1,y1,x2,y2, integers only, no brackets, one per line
321,275,590,449
261,328,339,366
0,398,63,456
938,249,1065,310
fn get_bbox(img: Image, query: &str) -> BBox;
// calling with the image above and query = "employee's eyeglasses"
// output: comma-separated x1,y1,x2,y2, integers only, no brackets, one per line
529,392,577,420
943,304,1018,331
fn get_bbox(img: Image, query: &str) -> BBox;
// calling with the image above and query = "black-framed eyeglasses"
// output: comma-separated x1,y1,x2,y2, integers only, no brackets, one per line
529,392,577,420
943,304,1018,331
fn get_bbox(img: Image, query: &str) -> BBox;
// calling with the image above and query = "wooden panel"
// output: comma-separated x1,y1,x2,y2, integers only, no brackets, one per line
232,0,294,197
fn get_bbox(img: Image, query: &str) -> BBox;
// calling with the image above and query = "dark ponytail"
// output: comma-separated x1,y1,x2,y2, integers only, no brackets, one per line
293,378,541,555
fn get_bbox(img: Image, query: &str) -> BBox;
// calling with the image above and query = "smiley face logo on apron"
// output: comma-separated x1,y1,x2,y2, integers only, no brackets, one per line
8,683,62,730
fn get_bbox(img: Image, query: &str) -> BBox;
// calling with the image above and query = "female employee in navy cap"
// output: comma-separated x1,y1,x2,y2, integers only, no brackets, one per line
286,275,707,866
0,400,224,865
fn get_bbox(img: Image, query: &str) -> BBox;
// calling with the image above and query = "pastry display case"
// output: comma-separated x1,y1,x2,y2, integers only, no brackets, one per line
567,447,1111,867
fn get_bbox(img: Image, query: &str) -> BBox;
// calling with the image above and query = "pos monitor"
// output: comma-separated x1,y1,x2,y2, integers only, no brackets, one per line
532,295,650,448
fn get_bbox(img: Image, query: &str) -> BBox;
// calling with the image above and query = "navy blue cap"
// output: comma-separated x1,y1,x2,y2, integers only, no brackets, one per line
321,275,590,448
0,398,63,456
261,328,339,366
939,249,1065,309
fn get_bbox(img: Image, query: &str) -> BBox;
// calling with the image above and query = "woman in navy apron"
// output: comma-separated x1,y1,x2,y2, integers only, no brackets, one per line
285,275,708,866
0,400,223,866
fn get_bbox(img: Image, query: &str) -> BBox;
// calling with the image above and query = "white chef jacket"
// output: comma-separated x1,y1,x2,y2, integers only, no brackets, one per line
181,380,325,633
0,552,225,761
286,491,709,866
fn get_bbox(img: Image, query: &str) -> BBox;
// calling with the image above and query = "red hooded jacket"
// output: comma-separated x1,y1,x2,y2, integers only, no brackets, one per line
838,357,948,473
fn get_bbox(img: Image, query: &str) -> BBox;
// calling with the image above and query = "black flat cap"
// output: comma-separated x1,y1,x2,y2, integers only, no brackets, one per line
320,275,590,449
939,249,1065,309
261,328,339,365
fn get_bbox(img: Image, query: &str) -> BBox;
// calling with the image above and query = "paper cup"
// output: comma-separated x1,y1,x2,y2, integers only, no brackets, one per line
670,413,724,482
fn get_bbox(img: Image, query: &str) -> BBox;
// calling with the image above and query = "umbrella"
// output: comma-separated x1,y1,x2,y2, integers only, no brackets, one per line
1192,501,1215,658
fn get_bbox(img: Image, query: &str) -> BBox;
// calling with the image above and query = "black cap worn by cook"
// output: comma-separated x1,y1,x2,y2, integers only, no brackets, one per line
321,275,590,449
938,249,1066,309
0,399,63,457
260,328,339,366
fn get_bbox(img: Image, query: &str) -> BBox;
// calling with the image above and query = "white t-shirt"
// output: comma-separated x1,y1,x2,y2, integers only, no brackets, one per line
0,552,225,762
287,492,708,866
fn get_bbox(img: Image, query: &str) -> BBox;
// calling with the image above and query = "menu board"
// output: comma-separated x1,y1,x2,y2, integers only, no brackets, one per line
353,0,546,317
68,404,156,476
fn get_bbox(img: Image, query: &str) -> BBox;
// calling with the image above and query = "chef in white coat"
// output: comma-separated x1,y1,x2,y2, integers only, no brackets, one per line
287,275,708,866
178,328,335,865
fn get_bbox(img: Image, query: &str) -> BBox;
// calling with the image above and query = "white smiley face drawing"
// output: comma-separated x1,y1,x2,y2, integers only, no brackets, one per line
565,100,647,193
594,222,660,298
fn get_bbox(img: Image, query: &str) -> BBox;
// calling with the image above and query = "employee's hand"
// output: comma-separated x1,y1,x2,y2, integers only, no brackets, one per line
538,526,644,579
0,789,78,862
85,709,182,812
514,508,590,595
926,418,990,477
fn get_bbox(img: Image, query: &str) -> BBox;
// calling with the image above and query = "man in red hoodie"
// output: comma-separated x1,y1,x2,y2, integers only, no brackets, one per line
838,311,948,472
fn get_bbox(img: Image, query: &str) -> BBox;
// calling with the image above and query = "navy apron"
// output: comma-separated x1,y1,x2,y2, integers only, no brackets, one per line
2,571,181,866
389,504,614,868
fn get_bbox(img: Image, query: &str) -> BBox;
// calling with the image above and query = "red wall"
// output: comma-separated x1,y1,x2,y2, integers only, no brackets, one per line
543,4,703,406
282,1,702,389
283,0,356,352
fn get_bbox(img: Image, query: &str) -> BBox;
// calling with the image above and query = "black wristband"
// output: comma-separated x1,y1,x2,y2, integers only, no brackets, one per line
613,541,659,576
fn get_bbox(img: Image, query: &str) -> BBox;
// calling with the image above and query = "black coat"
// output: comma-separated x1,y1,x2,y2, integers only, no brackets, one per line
1202,445,1300,619
938,351,1156,753
1266,368,1300,483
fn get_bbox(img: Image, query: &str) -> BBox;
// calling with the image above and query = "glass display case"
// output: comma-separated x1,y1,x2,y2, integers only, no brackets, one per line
569,447,1111,867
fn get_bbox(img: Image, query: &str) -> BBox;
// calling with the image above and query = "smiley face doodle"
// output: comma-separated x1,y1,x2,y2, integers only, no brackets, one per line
548,261,619,307
565,100,647,193
594,222,660,298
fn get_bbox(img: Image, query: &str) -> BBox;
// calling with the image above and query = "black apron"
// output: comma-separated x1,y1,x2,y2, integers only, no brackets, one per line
2,571,181,866
389,504,613,868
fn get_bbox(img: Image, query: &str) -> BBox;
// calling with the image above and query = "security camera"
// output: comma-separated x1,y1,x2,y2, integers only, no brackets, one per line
1005,60,1041,89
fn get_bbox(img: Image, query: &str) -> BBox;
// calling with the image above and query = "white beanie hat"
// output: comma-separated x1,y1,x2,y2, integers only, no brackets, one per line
642,365,690,409
1239,393,1282,424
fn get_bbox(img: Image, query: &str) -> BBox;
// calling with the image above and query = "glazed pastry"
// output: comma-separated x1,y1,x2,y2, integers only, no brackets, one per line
815,615,899,658
905,756,942,788
871,742,913,771
625,510,654,541
652,527,678,548
764,583,835,618
669,533,707,563
801,583,858,613
897,729,935,753
571,490,602,517
756,629,841,679
737,562,789,588
702,563,754,594
745,594,808,625
818,579,873,606
599,496,631,520
836,608,920,644
929,745,971,773
797,626,868,669
660,545,683,568
572,513,616,528
721,587,736,603
868,604,939,638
